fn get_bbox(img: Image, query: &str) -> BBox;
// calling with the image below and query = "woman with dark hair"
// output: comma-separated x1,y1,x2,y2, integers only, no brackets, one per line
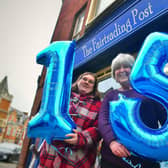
37,72,101,168
71,72,100,99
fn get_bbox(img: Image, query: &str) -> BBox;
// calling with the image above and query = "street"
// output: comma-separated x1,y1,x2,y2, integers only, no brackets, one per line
0,161,17,168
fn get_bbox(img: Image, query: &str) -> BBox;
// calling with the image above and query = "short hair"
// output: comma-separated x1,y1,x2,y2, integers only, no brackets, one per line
71,72,100,100
111,53,135,78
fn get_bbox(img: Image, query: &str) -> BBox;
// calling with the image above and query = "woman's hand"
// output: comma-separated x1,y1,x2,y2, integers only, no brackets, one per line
109,141,131,157
64,129,78,145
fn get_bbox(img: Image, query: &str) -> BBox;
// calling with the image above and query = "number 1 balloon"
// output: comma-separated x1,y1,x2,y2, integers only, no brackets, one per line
110,32,168,161
27,41,76,143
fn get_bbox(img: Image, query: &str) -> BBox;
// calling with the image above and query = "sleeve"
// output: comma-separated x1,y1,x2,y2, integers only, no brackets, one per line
76,101,101,148
98,91,117,146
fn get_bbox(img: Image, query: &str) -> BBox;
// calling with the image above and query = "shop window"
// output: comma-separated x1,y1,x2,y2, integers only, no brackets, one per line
98,77,120,93
96,66,120,98
72,8,86,40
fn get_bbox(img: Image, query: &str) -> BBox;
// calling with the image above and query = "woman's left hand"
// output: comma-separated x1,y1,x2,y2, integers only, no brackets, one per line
109,141,131,157
64,129,78,145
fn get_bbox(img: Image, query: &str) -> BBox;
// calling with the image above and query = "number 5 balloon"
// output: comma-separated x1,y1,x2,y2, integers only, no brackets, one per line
110,32,168,161
27,41,76,143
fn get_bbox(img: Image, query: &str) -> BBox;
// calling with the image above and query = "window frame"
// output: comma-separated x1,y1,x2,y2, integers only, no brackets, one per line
72,7,86,40
86,0,125,26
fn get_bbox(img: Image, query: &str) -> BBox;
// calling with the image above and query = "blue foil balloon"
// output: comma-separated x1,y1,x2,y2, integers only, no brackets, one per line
110,32,168,161
27,41,76,143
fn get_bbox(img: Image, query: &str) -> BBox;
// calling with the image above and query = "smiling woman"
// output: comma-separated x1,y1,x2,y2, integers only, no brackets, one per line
76,73,95,95
98,53,166,168
34,72,102,168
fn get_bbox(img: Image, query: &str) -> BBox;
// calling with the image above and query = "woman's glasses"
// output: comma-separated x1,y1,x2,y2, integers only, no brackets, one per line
81,77,95,85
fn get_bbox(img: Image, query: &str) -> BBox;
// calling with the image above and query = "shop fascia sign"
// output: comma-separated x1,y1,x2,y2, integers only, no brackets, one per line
74,0,168,68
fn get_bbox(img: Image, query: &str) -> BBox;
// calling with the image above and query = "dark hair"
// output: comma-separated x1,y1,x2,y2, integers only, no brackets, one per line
71,72,100,100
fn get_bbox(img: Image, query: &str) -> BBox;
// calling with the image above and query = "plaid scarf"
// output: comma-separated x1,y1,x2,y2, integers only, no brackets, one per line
38,92,101,168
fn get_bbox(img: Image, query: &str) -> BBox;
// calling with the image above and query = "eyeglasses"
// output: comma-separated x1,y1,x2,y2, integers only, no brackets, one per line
81,77,95,85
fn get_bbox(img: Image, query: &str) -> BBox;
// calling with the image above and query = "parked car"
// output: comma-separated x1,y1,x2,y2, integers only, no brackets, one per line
0,142,21,162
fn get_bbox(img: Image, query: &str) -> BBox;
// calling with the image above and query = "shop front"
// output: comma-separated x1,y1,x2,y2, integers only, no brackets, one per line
73,0,168,94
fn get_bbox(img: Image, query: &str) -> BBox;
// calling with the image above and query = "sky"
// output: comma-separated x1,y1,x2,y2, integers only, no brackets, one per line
0,0,62,114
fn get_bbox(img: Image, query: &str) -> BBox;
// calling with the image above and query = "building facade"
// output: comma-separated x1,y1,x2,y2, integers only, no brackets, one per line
0,76,28,147
19,0,168,167
0,76,13,142
3,108,29,146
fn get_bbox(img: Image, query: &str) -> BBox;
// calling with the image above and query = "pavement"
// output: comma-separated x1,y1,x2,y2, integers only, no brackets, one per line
0,161,17,168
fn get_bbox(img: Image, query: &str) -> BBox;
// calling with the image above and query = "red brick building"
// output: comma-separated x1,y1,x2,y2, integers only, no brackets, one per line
3,108,28,146
0,76,13,142
0,76,28,146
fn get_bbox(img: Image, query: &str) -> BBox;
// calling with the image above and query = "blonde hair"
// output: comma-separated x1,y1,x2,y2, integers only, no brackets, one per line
111,53,135,78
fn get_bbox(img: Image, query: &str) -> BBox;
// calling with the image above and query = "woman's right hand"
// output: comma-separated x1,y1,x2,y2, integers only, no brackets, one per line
64,129,78,145
109,141,131,158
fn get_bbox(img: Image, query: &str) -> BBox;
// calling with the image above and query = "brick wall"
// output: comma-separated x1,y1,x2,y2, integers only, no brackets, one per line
0,98,10,111
51,0,90,41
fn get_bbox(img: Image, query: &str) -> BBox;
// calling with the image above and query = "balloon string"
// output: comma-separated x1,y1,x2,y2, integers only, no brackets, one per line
122,157,142,168
50,144,75,166
37,140,45,152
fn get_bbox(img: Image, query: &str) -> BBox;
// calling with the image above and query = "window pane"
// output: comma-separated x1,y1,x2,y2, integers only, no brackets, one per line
73,9,85,40
77,12,85,32
7,127,11,135
98,77,120,93
13,129,16,136
96,0,116,16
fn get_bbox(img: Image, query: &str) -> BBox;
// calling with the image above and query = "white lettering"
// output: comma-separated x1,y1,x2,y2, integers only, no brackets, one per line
83,2,154,57
82,45,93,57
148,2,153,15
132,8,138,25
131,2,153,24
92,39,96,51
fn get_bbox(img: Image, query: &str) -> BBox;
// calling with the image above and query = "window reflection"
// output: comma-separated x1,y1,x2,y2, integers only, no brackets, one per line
98,77,120,98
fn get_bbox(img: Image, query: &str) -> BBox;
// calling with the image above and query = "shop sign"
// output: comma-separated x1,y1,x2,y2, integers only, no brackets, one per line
74,0,168,68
